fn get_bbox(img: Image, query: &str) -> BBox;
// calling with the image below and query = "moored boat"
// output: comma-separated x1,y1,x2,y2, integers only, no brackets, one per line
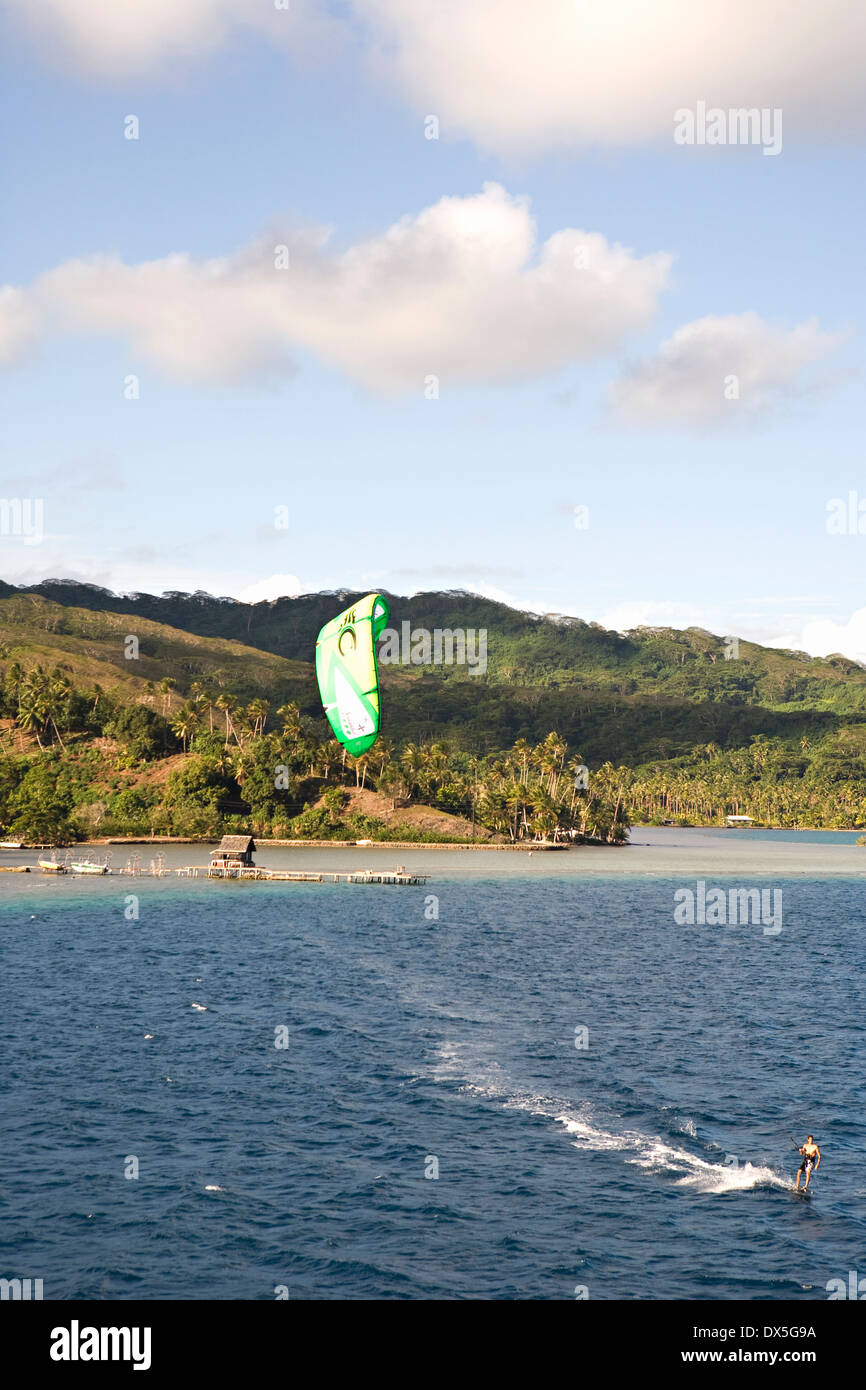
39,858,66,873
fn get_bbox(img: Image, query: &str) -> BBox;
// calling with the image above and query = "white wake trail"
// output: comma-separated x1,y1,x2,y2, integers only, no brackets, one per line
432,1042,789,1196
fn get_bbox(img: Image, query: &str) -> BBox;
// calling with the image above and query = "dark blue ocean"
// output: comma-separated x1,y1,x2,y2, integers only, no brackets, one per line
2,847,865,1300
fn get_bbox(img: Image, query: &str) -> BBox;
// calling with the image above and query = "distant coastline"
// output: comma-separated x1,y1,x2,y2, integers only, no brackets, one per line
93,835,619,851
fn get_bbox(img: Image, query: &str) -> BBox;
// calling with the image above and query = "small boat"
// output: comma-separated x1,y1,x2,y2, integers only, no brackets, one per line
38,858,66,874
0,839,23,849
70,861,110,875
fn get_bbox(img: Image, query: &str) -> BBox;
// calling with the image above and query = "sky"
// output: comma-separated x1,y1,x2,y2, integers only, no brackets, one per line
0,1,865,657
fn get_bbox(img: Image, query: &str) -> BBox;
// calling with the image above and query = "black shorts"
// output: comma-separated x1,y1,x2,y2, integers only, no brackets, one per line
799,1158,813,1174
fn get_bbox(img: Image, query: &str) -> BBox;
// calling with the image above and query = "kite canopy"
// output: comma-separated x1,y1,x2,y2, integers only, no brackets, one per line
315,593,390,755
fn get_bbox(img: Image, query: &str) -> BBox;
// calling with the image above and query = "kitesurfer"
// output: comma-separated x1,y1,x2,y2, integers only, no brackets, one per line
795,1135,820,1191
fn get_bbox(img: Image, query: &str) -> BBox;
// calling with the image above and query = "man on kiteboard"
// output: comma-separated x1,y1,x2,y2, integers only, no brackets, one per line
796,1135,820,1191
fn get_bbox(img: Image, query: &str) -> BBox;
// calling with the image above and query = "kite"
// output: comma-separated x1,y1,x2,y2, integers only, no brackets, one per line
315,592,389,755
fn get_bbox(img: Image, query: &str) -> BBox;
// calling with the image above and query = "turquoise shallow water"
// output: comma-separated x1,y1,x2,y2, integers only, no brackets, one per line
1,834,864,1300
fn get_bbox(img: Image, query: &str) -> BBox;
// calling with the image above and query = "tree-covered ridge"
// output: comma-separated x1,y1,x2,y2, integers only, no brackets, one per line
0,593,315,707
0,586,865,841
4,579,864,701
5,586,866,761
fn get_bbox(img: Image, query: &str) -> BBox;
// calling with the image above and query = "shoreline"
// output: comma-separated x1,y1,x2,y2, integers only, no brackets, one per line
96,836,591,852
87,825,866,846
632,823,866,833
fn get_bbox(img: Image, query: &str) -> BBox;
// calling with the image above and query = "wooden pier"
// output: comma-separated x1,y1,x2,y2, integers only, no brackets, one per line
16,835,429,886
201,864,427,885
14,854,426,884
198,836,427,885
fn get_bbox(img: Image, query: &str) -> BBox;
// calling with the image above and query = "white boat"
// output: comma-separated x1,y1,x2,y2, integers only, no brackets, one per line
70,861,110,875
0,840,23,849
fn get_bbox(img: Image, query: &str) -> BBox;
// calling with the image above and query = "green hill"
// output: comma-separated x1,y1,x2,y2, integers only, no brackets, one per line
0,592,315,709
0,580,864,838
2,581,865,762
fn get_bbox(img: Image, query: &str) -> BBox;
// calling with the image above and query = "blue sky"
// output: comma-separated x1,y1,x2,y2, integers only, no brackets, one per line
0,2,864,658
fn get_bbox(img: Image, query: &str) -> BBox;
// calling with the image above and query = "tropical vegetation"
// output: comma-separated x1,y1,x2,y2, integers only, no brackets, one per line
0,583,864,843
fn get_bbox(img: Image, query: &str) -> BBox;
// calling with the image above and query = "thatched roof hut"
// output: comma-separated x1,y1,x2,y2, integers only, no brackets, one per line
210,834,256,866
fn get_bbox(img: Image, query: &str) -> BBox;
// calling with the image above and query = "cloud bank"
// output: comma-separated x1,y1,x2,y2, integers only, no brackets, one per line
771,609,866,667
5,1,866,152
0,184,671,391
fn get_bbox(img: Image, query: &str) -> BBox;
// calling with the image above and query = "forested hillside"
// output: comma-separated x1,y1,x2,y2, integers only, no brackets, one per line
0,581,864,841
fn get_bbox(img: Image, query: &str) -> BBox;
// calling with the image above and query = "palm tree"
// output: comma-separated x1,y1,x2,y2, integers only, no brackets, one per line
527,789,558,840
538,732,568,797
211,744,234,779
159,677,177,717
478,779,509,838
504,780,527,841
171,703,200,753
228,748,250,788
512,738,532,785
246,698,270,737
231,705,254,748
48,670,72,748
276,702,302,741
5,661,23,712
316,738,343,780
201,686,216,732
17,695,45,749
17,666,67,749
400,742,426,797
215,693,237,748
346,752,372,789
370,737,393,783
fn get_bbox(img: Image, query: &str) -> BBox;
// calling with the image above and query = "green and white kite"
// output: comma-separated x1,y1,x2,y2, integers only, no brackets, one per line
315,593,390,755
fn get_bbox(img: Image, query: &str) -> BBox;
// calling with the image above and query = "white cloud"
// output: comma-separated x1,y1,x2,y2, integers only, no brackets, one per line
585,597,866,666
6,3,866,151
356,1,866,154
609,313,845,426
595,599,717,632
2,0,232,73
592,598,866,665
4,184,671,391
237,574,302,603
0,549,304,604
0,286,43,367
1,0,342,78
458,580,560,615
768,609,866,665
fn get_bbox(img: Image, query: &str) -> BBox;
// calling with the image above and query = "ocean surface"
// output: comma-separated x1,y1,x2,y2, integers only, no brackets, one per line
1,829,865,1300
